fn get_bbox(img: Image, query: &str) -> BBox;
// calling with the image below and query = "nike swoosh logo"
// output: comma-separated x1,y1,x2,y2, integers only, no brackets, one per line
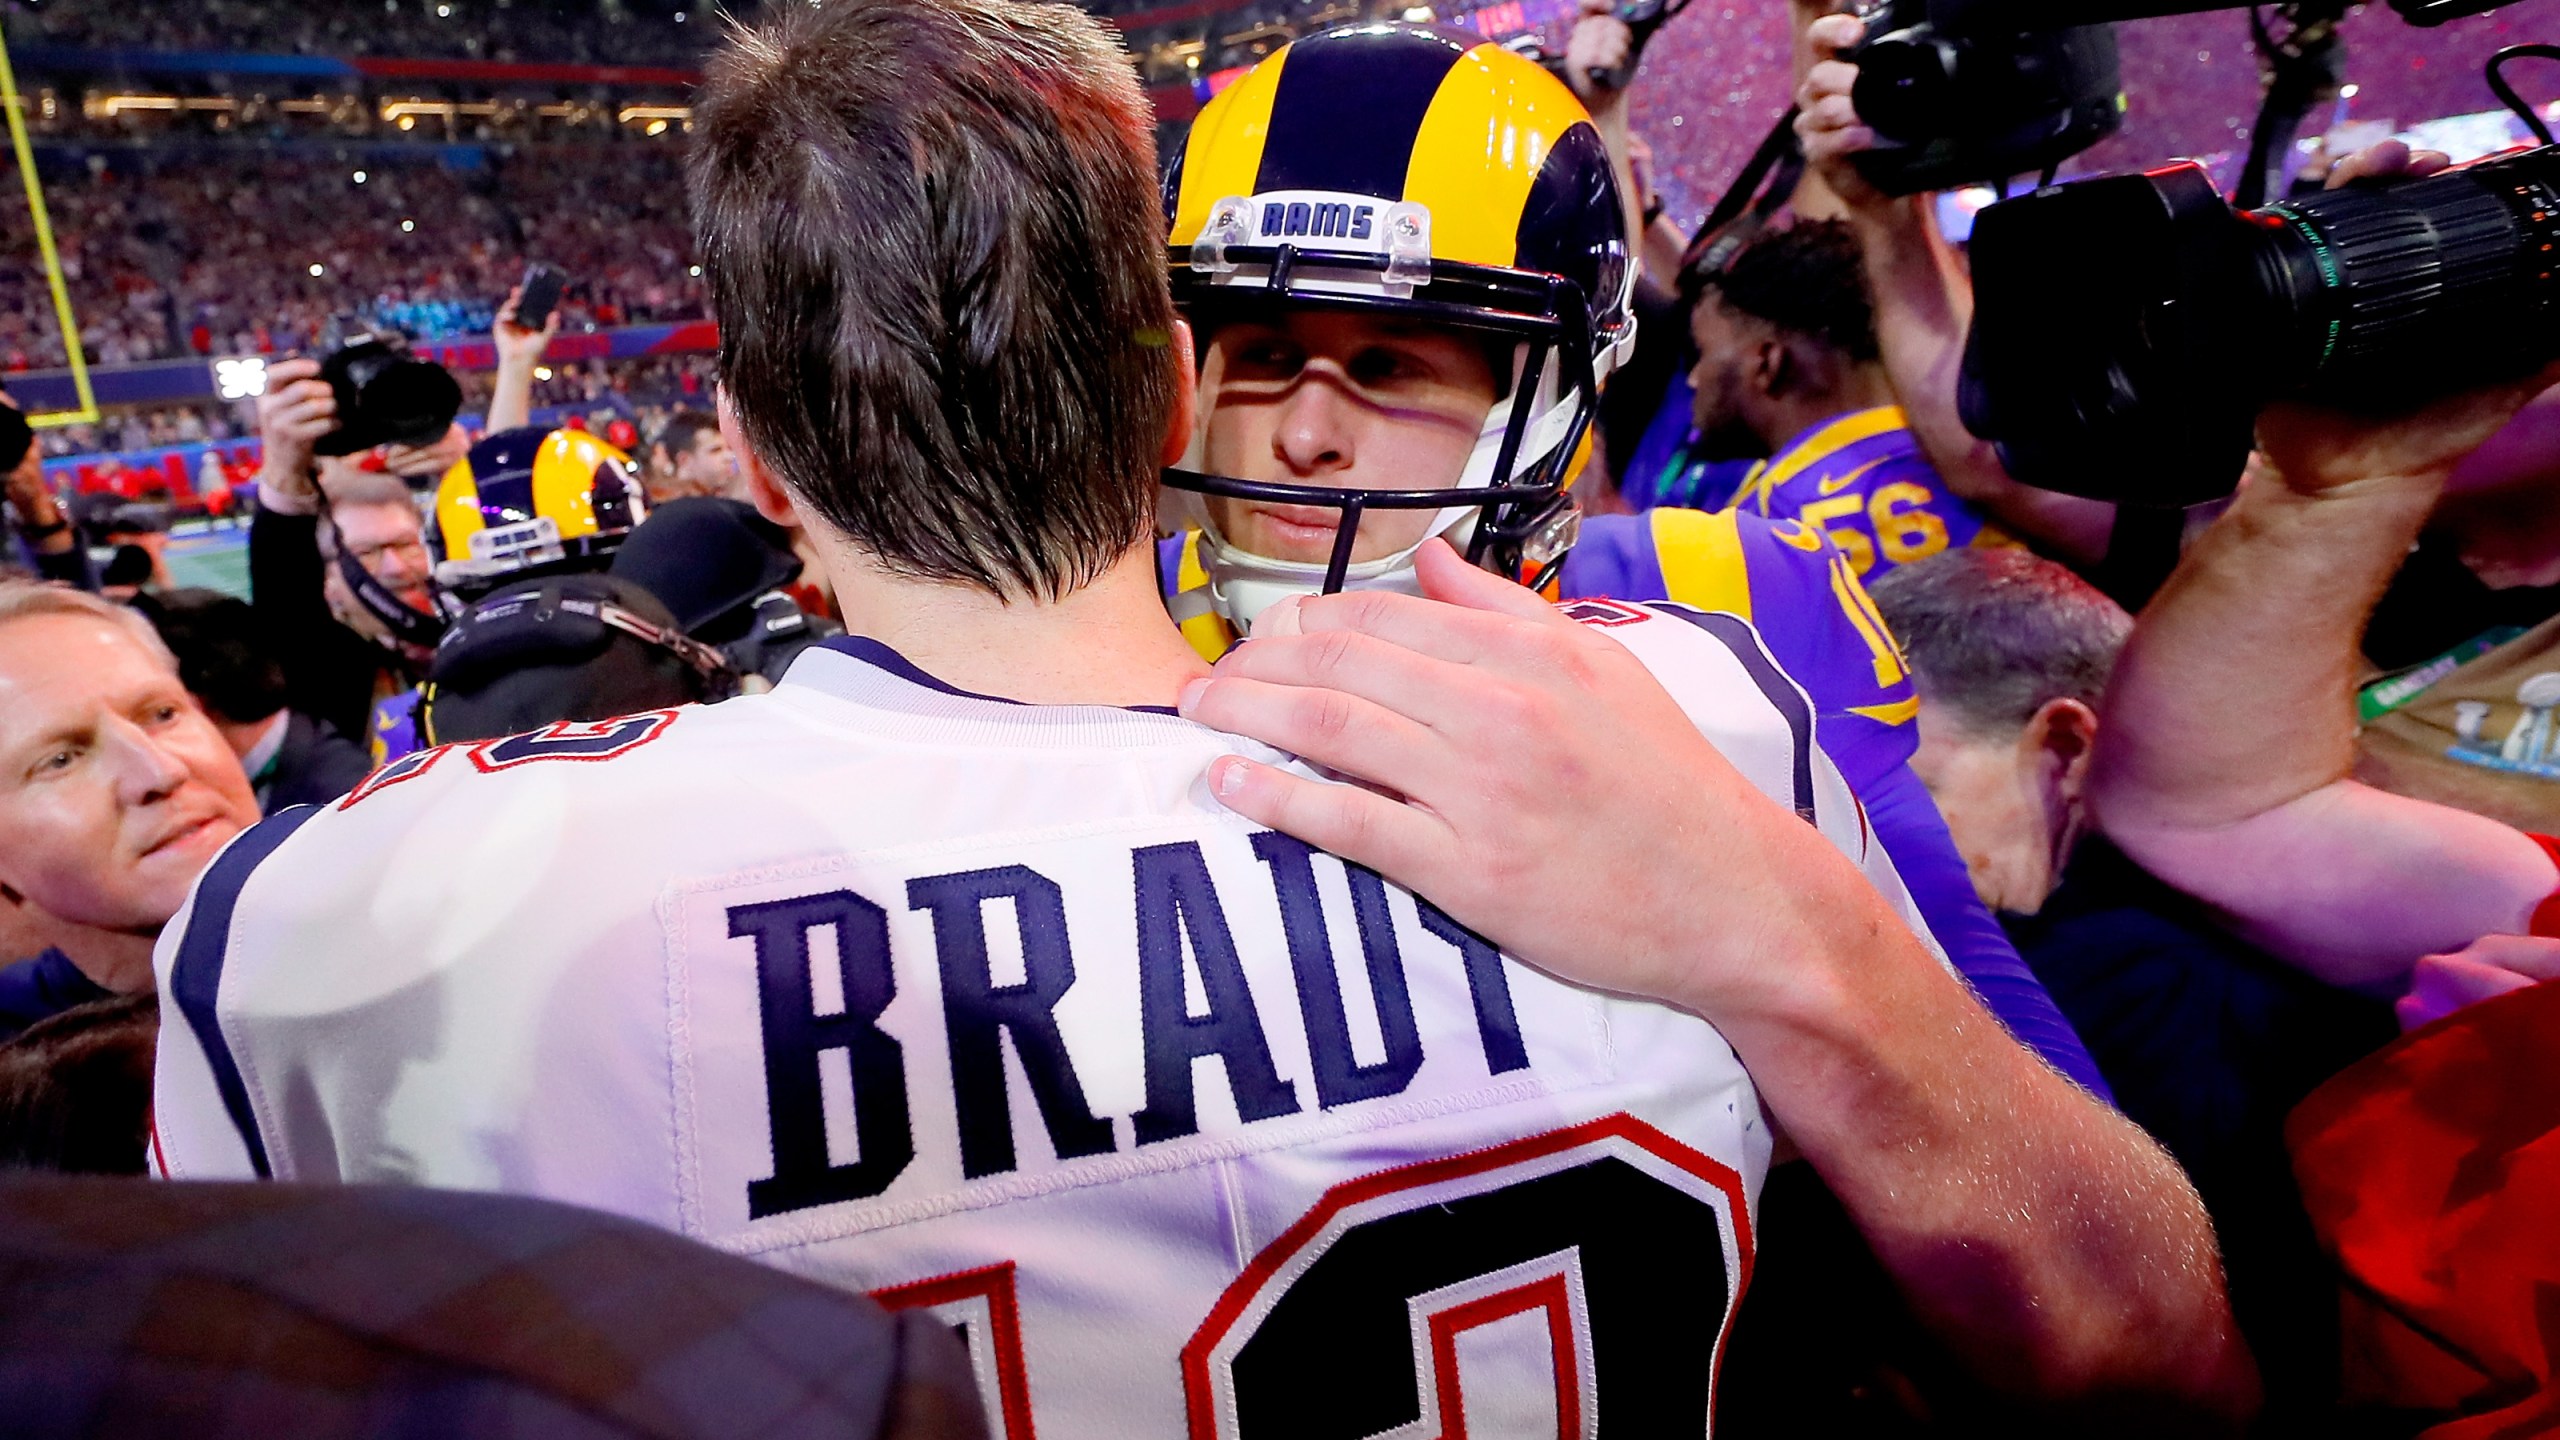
1848,697,1921,726
1817,458,1889,496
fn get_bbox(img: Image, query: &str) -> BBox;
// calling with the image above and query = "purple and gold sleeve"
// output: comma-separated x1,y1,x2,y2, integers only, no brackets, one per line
1565,512,2112,1100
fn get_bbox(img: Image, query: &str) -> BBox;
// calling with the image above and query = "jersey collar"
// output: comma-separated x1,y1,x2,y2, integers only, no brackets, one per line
808,635,1182,717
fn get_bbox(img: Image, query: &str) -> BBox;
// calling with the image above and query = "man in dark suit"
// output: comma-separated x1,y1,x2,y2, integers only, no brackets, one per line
140,589,372,813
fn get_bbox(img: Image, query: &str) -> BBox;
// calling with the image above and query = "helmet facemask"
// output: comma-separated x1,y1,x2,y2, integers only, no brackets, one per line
1158,25,1638,637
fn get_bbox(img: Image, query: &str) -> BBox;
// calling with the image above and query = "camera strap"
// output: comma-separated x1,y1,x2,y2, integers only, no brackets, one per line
2235,0,2347,207
1689,108,1804,276
336,541,452,649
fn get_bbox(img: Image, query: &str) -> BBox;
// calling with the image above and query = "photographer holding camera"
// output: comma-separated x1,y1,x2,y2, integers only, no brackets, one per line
1,397,95,591
1793,6,2122,570
249,348,466,744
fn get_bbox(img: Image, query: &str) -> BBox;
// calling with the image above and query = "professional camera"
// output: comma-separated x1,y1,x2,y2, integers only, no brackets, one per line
1960,47,2560,505
1843,0,2511,196
312,334,463,458
1846,0,2123,195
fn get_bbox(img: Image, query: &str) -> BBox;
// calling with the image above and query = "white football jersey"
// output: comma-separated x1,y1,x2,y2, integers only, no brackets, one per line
153,603,1938,1439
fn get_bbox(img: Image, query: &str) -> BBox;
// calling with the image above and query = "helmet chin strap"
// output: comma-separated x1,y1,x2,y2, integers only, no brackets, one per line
337,543,452,648
1197,524,1440,635
1188,354,1583,637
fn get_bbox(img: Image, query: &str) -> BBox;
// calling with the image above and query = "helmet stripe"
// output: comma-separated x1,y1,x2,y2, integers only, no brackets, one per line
433,457,485,564
1168,44,1291,246
474,470,536,528
1511,120,1631,341
1404,44,1589,271
1253,26,1469,203
532,433,605,540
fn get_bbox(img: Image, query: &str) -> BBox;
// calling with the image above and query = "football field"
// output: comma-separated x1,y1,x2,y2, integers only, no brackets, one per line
161,525,252,598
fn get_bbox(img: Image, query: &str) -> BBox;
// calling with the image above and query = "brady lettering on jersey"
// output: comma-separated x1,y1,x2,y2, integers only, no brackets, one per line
153,617,1940,1439
670,827,1546,1241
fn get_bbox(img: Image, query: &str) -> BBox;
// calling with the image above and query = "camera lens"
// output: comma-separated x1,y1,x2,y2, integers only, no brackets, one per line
1851,31,1961,143
1961,147,2560,505
2246,153,2560,406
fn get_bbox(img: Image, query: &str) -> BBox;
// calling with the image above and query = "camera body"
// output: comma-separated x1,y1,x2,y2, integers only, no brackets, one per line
1846,0,2124,195
1836,0,2507,197
314,335,464,459
1960,147,2560,504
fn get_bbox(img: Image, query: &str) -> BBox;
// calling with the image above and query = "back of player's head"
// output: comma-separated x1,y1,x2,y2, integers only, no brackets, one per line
139,588,289,727
1685,219,1880,364
1867,548,2132,738
420,572,735,745
690,0,1178,602
0,992,158,1175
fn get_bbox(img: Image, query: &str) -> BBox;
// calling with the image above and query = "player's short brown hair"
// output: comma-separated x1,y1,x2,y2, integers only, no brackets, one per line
691,0,1179,600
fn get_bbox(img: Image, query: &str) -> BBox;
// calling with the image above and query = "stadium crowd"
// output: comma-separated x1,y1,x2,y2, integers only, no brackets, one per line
5,0,2560,1435
0,149,701,369
1,0,726,67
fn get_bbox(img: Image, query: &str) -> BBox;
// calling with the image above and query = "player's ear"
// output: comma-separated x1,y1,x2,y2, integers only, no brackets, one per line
1162,317,1198,470
2025,696,2102,801
1749,336,1787,400
717,385,798,529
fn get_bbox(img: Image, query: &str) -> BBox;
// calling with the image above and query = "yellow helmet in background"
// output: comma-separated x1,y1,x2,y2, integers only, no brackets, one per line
428,425,648,590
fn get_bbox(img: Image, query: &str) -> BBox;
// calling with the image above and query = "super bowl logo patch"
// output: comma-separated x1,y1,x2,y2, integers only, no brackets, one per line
2445,671,2560,782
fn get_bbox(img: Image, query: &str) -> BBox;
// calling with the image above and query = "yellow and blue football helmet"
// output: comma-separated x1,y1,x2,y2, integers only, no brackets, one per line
1162,22,1635,628
428,425,649,592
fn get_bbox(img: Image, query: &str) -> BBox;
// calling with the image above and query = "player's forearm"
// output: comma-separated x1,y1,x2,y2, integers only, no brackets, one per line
1841,198,2115,564
1680,851,2254,1421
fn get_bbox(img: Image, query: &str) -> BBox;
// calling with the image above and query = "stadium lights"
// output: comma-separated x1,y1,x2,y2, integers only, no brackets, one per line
213,357,269,401
402,219,416,231
89,95,181,117
309,263,325,276
534,366,554,382
690,265,703,276
86,94,244,117
352,169,368,183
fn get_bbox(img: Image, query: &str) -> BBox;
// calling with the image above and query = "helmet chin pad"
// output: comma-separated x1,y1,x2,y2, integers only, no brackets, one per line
1165,350,1586,635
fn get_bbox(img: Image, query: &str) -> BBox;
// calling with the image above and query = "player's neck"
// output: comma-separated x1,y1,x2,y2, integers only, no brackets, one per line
1763,369,1899,454
817,538,1212,707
